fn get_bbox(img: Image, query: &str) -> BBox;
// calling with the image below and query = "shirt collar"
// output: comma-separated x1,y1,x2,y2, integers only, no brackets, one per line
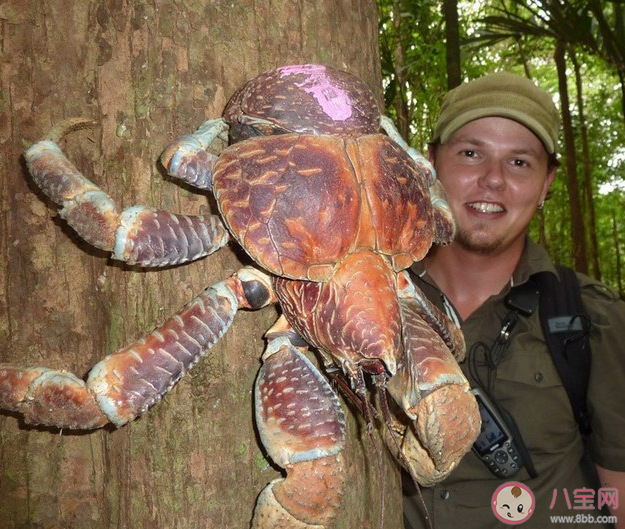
511,239,559,285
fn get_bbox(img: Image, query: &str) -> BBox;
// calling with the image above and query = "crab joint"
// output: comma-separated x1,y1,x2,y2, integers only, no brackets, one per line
235,267,276,309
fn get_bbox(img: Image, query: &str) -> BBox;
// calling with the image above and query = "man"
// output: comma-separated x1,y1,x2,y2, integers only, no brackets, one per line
403,72,625,528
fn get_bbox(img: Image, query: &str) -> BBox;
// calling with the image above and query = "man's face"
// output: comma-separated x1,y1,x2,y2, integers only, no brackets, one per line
431,117,555,256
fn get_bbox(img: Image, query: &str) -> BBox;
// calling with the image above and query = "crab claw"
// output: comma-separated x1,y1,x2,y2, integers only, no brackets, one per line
384,291,481,486
385,385,480,486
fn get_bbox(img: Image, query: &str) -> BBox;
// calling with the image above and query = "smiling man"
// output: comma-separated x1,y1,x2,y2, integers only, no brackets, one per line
403,73,625,529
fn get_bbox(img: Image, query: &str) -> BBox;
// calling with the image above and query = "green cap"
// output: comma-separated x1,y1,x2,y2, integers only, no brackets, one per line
433,72,560,154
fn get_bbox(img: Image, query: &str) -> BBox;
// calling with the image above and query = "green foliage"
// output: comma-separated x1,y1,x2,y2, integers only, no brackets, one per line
377,0,625,293
378,0,448,149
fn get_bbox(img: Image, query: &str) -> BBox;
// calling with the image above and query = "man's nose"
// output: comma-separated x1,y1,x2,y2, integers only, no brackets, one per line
478,160,506,190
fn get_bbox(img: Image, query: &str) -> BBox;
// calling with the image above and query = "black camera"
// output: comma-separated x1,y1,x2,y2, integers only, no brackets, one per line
471,387,523,478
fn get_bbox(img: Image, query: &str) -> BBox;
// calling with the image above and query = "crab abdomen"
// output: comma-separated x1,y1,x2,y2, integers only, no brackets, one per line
274,249,402,377
213,133,435,280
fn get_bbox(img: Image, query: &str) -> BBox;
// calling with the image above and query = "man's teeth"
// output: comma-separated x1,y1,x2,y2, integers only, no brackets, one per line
469,202,504,213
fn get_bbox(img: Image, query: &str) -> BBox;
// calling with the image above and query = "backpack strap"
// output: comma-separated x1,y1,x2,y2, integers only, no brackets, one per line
533,266,592,435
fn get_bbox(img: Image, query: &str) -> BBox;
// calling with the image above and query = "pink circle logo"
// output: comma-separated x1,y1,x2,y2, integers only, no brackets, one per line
491,481,535,524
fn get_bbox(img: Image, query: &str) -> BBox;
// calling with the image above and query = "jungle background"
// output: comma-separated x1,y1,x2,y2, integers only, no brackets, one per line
379,0,625,294
0,1,623,529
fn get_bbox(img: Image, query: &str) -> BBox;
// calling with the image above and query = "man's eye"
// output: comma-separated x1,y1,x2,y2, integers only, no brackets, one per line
462,150,477,158
513,159,528,167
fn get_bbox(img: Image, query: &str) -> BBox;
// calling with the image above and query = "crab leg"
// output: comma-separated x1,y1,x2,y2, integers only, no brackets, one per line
24,138,229,267
428,179,456,245
383,273,480,486
252,317,346,529
160,118,229,190
0,267,275,429
379,115,435,180
396,271,465,360
379,115,456,245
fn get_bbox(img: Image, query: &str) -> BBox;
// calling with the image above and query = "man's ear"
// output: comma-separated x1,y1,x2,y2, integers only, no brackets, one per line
427,143,436,165
540,166,556,203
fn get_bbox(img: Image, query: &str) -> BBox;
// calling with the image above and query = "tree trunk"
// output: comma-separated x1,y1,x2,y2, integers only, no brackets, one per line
570,49,601,280
0,2,402,529
391,0,411,142
442,0,461,89
554,40,588,274
612,211,624,295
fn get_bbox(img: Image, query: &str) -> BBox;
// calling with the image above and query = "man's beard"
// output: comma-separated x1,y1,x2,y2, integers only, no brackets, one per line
454,223,504,255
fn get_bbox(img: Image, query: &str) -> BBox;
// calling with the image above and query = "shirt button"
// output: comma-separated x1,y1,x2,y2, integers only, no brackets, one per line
440,490,451,500
535,372,544,382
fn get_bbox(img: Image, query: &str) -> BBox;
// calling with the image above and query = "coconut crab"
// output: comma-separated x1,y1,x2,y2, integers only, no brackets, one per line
0,64,480,528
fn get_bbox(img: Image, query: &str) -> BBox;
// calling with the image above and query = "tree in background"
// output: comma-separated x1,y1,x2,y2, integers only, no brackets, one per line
0,2,402,528
443,0,462,88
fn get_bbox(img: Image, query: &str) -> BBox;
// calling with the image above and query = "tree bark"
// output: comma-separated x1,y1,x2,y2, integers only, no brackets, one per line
0,2,402,528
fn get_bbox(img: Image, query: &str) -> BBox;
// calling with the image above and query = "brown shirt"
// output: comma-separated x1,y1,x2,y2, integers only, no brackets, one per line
403,240,625,528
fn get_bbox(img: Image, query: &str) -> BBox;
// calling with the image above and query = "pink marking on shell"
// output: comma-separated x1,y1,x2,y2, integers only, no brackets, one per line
279,65,353,122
